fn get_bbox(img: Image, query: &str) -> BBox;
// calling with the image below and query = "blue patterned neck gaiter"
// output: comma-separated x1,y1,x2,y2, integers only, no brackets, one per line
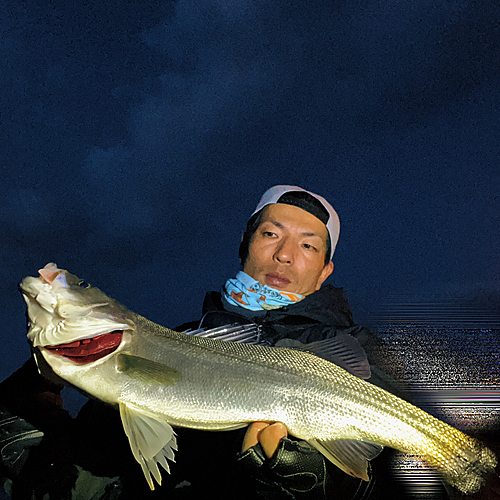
223,271,304,312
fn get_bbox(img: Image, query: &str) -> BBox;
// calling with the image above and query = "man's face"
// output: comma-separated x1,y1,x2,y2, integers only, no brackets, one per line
243,203,334,296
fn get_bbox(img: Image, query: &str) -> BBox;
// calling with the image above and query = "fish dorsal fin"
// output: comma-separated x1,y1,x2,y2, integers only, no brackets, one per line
188,325,371,378
119,402,177,490
117,354,181,386
185,323,267,344
275,334,371,379
308,438,383,481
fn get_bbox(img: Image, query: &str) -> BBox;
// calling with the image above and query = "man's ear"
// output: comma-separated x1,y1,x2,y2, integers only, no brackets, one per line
316,261,334,291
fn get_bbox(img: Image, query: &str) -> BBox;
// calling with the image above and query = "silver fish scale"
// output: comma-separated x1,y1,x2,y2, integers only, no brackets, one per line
21,263,497,496
128,314,495,494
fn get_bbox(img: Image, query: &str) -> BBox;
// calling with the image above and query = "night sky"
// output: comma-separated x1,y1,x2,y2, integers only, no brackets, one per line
2,0,499,386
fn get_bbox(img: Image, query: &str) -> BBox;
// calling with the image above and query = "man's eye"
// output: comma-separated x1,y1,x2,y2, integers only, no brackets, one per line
262,231,276,237
303,243,317,251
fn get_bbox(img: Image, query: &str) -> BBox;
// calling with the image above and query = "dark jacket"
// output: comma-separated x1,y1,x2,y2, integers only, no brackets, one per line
179,285,409,398
171,285,417,500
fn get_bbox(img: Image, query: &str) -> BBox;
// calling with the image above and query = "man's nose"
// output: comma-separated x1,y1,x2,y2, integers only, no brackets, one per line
273,239,293,264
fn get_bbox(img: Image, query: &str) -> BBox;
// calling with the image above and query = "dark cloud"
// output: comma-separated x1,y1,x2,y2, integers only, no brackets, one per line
2,0,500,383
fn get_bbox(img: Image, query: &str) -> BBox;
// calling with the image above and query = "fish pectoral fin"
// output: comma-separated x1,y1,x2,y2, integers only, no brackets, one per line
307,438,383,482
116,354,181,386
275,334,371,380
119,402,178,490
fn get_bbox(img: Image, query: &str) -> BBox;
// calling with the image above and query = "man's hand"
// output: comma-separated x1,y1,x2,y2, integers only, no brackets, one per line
242,421,288,458
238,422,338,499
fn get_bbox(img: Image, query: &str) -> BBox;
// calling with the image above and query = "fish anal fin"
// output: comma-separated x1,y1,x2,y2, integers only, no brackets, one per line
117,354,181,386
119,402,177,490
307,438,383,482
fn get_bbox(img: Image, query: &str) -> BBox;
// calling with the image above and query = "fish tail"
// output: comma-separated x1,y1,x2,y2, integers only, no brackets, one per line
383,395,498,495
439,439,497,494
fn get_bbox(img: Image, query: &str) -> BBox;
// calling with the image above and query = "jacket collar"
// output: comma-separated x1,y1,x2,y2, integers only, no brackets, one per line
203,284,354,328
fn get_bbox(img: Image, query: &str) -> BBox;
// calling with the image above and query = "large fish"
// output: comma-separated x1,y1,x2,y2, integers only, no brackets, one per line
20,263,496,494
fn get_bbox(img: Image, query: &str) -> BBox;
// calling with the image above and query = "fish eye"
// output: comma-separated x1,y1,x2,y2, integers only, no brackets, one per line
77,280,91,289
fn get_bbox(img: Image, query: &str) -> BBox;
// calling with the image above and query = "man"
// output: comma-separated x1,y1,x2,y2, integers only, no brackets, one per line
173,185,415,499
0,185,420,499
217,185,337,460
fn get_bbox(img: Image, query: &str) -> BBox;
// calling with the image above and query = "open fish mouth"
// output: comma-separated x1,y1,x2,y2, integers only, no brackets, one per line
44,331,124,364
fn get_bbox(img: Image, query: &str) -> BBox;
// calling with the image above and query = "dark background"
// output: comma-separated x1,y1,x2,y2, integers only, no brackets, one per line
2,0,499,385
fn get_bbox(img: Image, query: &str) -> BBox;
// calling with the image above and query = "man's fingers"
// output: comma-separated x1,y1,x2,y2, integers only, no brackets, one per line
241,421,288,458
242,421,270,452
259,422,288,458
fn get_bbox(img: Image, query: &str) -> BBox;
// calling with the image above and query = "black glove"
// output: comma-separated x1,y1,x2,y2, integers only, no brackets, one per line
237,437,376,500
237,437,332,499
0,406,44,477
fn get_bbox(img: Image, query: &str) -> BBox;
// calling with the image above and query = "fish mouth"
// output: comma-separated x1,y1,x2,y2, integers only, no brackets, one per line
44,331,124,364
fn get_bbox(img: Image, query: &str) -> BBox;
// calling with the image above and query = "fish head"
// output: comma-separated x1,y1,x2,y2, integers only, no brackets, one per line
20,263,135,369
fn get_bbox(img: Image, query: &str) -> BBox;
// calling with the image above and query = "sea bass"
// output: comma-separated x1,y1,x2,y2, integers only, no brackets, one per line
20,263,496,494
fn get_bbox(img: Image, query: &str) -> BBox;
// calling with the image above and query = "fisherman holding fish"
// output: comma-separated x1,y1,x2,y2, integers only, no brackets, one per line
174,185,385,498
168,186,417,499
2,186,495,499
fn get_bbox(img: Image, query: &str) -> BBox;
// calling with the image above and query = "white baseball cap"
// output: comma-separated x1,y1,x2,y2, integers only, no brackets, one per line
251,185,340,260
